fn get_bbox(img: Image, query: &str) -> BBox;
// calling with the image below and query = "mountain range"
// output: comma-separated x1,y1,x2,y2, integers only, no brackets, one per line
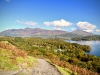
0,28,95,37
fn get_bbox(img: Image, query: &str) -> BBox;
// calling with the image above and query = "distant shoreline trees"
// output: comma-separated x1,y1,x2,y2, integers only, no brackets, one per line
71,35,100,41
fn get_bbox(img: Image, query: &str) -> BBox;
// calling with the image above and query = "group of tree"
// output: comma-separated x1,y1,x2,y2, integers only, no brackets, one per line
0,36,100,75
71,35,100,41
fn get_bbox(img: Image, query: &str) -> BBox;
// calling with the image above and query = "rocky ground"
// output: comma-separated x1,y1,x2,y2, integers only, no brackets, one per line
32,59,62,75
0,59,62,75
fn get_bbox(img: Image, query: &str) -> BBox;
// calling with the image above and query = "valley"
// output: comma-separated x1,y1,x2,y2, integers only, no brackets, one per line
0,37,100,75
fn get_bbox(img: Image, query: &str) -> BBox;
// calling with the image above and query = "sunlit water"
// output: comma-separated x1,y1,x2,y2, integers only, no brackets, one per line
67,41,100,56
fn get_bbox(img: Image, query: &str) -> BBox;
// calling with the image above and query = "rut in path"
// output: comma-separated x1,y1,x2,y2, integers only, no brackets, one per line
32,59,62,75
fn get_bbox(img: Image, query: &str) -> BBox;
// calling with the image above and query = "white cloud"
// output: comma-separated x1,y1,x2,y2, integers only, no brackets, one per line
96,29,100,32
24,21,37,26
54,27,62,30
83,30,93,32
71,28,77,31
44,19,72,27
77,21,96,32
16,20,37,26
44,21,52,26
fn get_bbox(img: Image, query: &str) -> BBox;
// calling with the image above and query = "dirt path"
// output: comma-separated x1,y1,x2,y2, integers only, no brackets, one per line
0,59,62,75
32,59,62,75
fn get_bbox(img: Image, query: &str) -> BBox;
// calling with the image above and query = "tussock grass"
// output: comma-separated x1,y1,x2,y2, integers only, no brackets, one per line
46,59,77,75
17,56,38,67
0,41,37,71
56,65,77,75
0,49,18,70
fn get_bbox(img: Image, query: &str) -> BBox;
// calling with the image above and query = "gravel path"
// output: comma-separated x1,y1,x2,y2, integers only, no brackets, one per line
32,59,62,75
0,59,62,75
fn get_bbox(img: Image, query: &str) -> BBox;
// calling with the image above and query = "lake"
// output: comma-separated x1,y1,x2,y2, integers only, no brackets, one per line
67,41,100,56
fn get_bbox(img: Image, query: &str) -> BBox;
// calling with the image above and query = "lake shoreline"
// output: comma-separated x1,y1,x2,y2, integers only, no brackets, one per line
66,40,100,57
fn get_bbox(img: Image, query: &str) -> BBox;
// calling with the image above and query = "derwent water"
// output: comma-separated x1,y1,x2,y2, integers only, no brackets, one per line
67,41,100,56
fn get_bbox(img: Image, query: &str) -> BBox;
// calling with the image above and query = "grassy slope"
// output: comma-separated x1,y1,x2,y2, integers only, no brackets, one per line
0,40,73,75
0,38,99,75
0,41,37,71
56,65,77,75
46,59,77,75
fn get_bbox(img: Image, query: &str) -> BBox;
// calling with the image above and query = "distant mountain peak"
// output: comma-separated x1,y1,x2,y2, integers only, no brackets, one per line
25,27,32,29
0,28,95,37
0,28,67,36
72,30,94,36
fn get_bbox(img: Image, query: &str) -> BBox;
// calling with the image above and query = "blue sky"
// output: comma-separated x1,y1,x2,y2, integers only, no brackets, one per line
0,0,100,34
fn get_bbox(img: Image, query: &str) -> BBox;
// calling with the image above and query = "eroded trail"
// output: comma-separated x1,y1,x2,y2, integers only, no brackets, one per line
0,59,62,75
32,59,62,75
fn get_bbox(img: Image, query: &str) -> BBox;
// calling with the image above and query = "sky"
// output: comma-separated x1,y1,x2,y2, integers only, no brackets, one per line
0,0,100,34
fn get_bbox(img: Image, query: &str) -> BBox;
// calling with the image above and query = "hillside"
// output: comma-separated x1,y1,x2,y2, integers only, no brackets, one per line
0,37,99,75
0,40,77,75
56,33,83,39
0,41,38,75
0,28,95,37
71,30,95,36
0,28,67,37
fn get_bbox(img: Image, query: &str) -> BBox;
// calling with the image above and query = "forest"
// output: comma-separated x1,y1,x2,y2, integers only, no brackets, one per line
71,35,100,41
0,36,100,75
